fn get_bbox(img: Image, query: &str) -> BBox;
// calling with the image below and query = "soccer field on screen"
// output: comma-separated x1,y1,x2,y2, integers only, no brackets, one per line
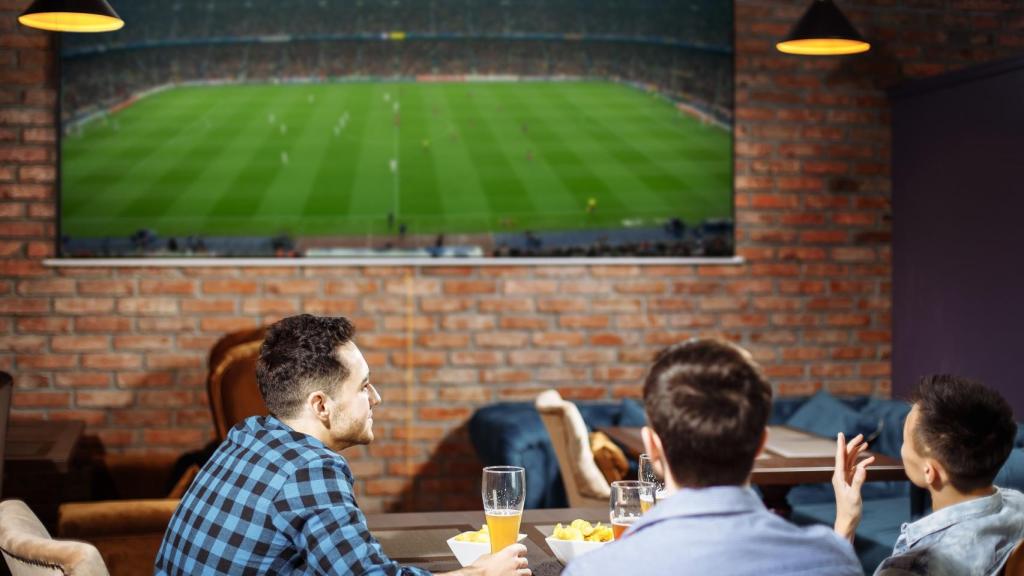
62,81,732,239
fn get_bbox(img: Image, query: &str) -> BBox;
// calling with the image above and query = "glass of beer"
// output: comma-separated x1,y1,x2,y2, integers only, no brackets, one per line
639,453,668,503
609,480,656,540
482,466,525,554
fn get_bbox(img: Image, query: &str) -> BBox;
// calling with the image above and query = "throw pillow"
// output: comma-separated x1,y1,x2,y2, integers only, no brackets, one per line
786,390,880,441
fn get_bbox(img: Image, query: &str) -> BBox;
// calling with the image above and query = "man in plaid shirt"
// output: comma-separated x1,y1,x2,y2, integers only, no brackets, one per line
156,315,530,575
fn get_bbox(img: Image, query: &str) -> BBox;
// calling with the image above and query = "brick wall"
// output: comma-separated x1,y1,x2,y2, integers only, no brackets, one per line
1,1,1022,511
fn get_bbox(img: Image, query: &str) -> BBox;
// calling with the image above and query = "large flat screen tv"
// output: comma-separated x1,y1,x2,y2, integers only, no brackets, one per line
60,0,734,259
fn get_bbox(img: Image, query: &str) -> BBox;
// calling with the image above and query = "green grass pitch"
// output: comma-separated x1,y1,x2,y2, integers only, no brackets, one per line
62,81,732,238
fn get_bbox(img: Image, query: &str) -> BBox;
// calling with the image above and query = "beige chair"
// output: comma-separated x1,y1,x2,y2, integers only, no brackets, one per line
534,389,610,507
0,499,109,576
1003,539,1024,576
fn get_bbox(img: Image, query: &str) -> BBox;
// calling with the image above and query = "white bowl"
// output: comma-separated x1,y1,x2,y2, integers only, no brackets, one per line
446,534,527,567
544,537,608,564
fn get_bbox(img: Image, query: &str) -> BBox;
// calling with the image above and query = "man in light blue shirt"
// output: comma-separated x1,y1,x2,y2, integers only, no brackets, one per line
564,339,863,576
833,375,1024,575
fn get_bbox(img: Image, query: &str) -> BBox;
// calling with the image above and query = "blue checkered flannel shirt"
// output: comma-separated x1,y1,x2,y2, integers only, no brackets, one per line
155,415,430,575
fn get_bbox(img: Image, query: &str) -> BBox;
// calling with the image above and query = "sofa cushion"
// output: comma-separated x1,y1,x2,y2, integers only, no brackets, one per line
787,390,880,441
995,448,1024,492
858,398,911,459
618,398,647,427
790,497,905,574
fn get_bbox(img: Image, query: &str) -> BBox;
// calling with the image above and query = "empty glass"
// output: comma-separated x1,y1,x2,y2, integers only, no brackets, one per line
639,453,668,502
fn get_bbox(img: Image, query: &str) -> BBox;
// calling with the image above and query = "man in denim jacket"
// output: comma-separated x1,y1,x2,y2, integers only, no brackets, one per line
834,375,1024,575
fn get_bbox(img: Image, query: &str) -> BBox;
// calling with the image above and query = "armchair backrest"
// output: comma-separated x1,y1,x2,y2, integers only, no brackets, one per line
534,389,610,508
207,327,268,440
0,500,109,576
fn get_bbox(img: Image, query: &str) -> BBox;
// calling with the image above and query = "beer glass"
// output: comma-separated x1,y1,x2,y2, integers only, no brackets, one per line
482,466,525,554
638,453,667,503
609,480,656,540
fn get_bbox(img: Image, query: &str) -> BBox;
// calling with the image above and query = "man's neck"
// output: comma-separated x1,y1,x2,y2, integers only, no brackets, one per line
930,484,997,512
279,416,352,453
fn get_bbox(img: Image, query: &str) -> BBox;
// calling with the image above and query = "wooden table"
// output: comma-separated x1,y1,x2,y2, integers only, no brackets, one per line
366,507,605,575
2,419,86,529
598,425,906,515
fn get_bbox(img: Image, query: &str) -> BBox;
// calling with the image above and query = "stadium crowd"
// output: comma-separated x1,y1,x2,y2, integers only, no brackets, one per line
62,0,732,125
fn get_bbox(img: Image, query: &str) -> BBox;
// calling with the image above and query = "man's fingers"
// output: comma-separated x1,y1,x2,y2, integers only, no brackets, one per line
851,463,869,490
835,432,846,470
501,543,528,557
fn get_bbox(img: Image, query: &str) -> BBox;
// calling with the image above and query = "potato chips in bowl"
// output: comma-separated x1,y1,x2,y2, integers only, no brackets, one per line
545,519,611,564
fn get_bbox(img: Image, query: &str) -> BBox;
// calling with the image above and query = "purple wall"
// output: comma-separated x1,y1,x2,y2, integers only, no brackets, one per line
892,57,1024,416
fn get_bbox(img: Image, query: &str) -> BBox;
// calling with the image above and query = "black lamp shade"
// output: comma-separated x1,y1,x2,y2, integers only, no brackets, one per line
19,0,124,33
777,0,869,56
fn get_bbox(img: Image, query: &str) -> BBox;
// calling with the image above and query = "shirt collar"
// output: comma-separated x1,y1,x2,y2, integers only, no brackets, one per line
630,485,764,534
902,488,1004,546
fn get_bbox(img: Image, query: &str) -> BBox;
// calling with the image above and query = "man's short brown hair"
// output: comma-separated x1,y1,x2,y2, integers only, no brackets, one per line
643,339,772,487
911,374,1015,492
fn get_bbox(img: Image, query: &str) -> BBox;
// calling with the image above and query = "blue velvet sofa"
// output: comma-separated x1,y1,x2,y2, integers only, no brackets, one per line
469,392,1024,574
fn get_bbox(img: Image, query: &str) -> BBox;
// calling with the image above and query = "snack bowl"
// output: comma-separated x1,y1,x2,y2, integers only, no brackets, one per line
544,536,608,564
446,534,527,567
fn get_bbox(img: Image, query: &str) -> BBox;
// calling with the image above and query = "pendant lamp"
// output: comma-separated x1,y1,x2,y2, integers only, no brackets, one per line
19,0,124,33
777,0,869,56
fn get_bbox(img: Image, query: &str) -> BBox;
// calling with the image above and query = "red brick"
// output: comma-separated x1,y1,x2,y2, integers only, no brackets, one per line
265,279,318,295
13,391,71,408
117,297,178,315
54,298,114,315
17,354,76,369
0,335,46,352
200,317,260,332
0,298,48,314
139,279,195,295
75,316,131,332
509,350,561,365
421,297,473,313
138,391,194,407
16,317,70,333
481,369,532,383
439,315,493,331
53,373,110,388
451,351,503,366
474,332,528,348
419,407,471,421
535,297,587,313
203,279,258,294
82,353,141,370
324,280,378,295
117,372,174,388
532,332,584,347
384,278,439,295
479,298,533,312
417,333,470,349
241,299,298,315
51,335,109,352
438,280,494,295
77,391,134,408
181,299,236,314
143,429,208,447
56,279,123,296
503,280,558,294
113,335,173,350
111,410,172,427
391,351,446,367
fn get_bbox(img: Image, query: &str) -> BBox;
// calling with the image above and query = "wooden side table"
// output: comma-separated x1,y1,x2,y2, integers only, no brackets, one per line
2,419,87,530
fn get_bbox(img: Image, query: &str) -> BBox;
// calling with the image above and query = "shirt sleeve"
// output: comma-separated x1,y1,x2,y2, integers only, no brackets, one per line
275,459,431,576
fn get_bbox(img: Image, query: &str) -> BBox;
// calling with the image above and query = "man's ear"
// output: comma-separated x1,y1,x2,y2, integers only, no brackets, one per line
924,457,947,490
306,390,331,424
641,426,667,478
756,427,768,459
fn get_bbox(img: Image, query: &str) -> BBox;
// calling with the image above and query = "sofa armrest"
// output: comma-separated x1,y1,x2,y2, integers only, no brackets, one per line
58,499,180,539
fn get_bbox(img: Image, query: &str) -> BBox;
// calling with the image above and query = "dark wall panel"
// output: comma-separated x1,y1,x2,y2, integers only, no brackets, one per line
892,58,1024,414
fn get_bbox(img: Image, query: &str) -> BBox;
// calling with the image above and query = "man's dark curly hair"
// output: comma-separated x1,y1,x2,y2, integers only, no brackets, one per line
911,374,1015,492
256,314,355,419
